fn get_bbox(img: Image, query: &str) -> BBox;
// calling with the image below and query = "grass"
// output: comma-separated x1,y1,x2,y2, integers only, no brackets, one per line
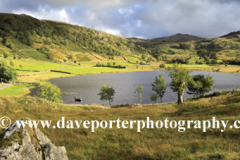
3,59,74,71
0,84,31,96
1,91,240,159
60,67,138,74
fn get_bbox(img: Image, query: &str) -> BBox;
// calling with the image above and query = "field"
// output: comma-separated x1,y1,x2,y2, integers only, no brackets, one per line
0,84,31,96
1,91,240,159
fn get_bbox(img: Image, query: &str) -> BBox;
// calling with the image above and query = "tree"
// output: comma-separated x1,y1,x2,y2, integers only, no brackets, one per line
152,74,166,103
135,84,144,103
150,93,158,103
37,82,62,103
166,64,192,104
187,74,214,97
0,60,18,82
4,52,8,59
10,61,14,66
98,85,115,107
68,54,73,60
159,64,165,68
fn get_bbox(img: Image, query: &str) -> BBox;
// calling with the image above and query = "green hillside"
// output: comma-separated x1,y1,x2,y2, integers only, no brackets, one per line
0,13,152,63
129,32,240,65
1,12,240,66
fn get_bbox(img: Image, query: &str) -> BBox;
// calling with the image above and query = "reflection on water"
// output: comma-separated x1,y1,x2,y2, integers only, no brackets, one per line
30,71,240,106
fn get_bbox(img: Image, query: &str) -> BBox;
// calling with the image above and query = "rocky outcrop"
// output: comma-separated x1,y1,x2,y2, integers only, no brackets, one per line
0,119,68,160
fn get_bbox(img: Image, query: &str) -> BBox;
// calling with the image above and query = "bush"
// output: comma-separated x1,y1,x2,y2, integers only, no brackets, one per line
37,82,62,103
74,60,77,63
0,60,18,82
159,64,165,68
10,61,14,66
3,52,8,59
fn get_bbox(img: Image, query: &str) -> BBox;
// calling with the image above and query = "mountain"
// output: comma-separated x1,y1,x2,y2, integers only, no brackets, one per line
148,33,204,43
0,13,150,62
220,30,240,39
128,33,204,47
1,12,240,65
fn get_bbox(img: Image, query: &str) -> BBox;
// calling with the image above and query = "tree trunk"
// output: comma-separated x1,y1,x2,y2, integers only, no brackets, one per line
178,92,184,104
161,97,162,103
109,101,111,107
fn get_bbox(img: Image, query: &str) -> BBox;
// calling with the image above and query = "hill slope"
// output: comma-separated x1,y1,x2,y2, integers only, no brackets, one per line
129,32,240,64
0,13,151,62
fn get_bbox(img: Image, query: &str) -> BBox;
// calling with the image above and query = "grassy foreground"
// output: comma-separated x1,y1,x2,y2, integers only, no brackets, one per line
1,91,240,159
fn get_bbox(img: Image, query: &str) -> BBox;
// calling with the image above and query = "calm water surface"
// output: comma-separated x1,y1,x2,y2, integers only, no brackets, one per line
30,71,240,106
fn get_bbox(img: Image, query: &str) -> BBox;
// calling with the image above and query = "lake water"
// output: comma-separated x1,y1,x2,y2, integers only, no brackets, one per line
29,71,240,106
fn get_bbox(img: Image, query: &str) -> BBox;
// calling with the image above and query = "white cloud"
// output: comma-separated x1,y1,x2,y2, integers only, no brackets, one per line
95,26,122,37
13,7,70,23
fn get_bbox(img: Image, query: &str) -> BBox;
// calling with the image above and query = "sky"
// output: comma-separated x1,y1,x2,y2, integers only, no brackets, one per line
0,0,240,39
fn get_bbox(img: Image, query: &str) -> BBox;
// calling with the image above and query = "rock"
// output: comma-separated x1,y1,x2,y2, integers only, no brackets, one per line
0,120,69,160
44,143,68,160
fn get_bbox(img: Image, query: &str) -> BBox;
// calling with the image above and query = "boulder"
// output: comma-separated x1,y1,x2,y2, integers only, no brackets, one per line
0,119,68,160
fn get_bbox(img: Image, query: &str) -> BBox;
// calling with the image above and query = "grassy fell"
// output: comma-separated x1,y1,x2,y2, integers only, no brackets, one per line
1,91,240,159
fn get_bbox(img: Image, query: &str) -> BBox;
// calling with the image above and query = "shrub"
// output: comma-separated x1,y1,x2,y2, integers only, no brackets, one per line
10,61,14,66
0,60,18,82
159,64,165,68
3,52,8,59
37,82,62,103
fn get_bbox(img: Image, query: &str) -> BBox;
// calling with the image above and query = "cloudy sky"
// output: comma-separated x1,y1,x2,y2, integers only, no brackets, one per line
0,0,240,39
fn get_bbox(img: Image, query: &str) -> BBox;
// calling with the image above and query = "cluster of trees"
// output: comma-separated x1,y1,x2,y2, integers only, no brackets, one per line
0,60,18,82
197,49,217,61
97,64,215,106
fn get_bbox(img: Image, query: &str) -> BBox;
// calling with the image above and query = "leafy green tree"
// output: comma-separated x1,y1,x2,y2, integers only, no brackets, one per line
4,52,8,59
98,85,115,107
159,64,165,68
150,93,158,103
152,74,166,103
179,43,191,50
135,84,144,103
187,74,214,97
0,60,18,82
166,64,192,104
68,54,73,60
10,61,14,66
37,82,62,103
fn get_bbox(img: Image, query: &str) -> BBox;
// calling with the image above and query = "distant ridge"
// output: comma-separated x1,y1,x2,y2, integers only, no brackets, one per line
128,33,204,48
149,33,204,43
128,33,204,44
220,30,240,39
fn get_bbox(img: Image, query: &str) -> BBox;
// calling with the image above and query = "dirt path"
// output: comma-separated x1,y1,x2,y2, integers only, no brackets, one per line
0,84,12,90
